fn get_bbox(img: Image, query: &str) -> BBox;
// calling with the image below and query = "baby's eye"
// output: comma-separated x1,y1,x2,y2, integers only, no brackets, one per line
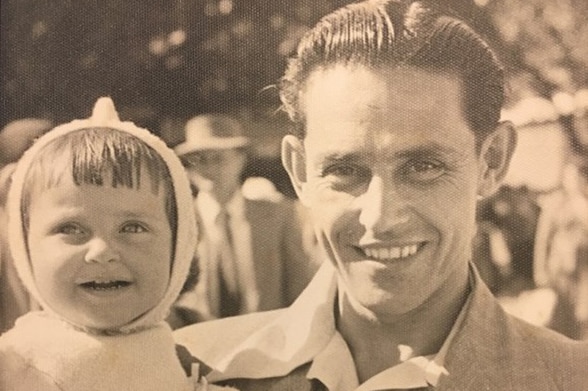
120,222,149,234
57,223,85,236
403,160,446,182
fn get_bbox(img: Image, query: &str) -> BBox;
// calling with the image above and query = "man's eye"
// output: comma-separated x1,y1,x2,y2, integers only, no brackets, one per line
57,223,85,235
321,163,370,191
404,160,446,182
120,222,149,234
323,164,363,178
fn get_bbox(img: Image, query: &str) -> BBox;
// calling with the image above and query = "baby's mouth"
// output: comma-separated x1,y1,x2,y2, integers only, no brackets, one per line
79,280,131,291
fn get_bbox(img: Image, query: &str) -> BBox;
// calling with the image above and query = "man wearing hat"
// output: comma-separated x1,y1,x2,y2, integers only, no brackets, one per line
171,114,318,325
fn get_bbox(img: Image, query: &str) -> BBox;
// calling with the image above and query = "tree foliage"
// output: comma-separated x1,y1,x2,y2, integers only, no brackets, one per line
486,0,588,96
1,0,585,129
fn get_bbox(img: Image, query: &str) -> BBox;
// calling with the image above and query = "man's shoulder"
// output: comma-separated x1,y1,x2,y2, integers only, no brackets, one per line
466,269,585,357
493,311,588,388
173,309,285,364
450,278,588,389
510,314,588,362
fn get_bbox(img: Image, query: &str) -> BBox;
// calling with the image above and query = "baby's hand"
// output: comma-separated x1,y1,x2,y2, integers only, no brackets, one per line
194,376,239,391
191,363,239,391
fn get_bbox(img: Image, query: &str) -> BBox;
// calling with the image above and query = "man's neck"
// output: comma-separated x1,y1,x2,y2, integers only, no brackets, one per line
336,265,470,383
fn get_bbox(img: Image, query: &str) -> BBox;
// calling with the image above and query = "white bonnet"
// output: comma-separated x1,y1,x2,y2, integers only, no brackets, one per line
7,97,198,333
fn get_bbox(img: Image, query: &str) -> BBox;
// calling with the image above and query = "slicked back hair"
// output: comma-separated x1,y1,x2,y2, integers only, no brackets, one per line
279,0,504,147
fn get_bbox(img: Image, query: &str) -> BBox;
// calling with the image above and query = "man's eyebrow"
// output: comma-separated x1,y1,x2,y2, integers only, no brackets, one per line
315,151,364,164
393,142,467,159
313,142,468,165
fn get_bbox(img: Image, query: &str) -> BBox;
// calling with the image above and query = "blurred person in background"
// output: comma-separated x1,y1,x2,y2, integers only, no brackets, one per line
475,185,541,296
534,152,588,340
0,118,53,333
170,113,318,327
471,214,512,295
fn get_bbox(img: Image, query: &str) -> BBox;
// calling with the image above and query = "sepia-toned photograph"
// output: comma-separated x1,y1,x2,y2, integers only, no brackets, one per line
1,0,587,390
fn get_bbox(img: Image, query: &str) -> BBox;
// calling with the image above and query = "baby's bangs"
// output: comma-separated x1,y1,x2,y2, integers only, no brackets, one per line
68,128,168,193
24,128,169,194
21,127,177,236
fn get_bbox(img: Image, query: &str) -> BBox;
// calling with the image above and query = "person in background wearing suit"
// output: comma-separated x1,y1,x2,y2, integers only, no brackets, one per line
174,1,588,390
170,113,318,326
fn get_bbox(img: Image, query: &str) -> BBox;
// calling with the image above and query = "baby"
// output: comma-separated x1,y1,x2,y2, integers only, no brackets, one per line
0,98,207,390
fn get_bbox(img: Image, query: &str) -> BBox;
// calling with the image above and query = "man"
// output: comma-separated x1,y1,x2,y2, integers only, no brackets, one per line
175,1,588,389
171,113,317,324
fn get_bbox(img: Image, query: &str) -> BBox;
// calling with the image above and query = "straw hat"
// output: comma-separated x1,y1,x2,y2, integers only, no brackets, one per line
174,114,249,156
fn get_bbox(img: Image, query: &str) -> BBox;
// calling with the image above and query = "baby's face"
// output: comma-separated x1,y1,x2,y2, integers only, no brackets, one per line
26,174,172,330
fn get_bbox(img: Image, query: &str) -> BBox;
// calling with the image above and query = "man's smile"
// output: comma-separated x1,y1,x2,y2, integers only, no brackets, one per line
357,243,424,262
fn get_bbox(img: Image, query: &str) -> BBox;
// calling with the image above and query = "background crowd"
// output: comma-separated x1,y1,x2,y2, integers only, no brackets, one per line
1,0,588,341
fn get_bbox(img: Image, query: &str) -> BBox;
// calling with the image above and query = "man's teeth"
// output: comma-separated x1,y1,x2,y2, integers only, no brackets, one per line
80,280,130,290
364,244,419,260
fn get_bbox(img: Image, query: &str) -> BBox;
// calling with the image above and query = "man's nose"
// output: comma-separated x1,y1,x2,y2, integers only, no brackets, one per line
84,237,120,264
358,175,410,233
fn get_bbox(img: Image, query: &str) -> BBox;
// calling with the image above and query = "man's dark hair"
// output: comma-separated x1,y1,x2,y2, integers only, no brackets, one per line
279,0,504,146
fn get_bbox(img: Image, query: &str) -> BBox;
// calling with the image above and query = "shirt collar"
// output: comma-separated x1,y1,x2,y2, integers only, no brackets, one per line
197,190,245,227
306,332,359,391
207,262,337,382
207,261,474,389
308,283,472,391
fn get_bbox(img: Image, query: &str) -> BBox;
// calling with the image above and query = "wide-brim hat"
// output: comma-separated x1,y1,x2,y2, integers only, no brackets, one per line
174,114,249,156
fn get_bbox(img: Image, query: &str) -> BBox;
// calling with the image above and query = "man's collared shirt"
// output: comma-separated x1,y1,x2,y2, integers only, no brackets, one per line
306,283,469,391
205,262,473,391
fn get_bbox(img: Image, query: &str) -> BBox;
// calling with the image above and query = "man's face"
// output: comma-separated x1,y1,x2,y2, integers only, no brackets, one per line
288,65,490,319
183,149,246,193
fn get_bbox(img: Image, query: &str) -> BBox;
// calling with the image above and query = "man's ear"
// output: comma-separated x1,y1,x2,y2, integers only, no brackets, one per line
477,121,517,198
281,135,309,205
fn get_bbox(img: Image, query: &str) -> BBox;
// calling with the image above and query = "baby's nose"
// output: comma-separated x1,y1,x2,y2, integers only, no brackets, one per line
84,237,120,264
